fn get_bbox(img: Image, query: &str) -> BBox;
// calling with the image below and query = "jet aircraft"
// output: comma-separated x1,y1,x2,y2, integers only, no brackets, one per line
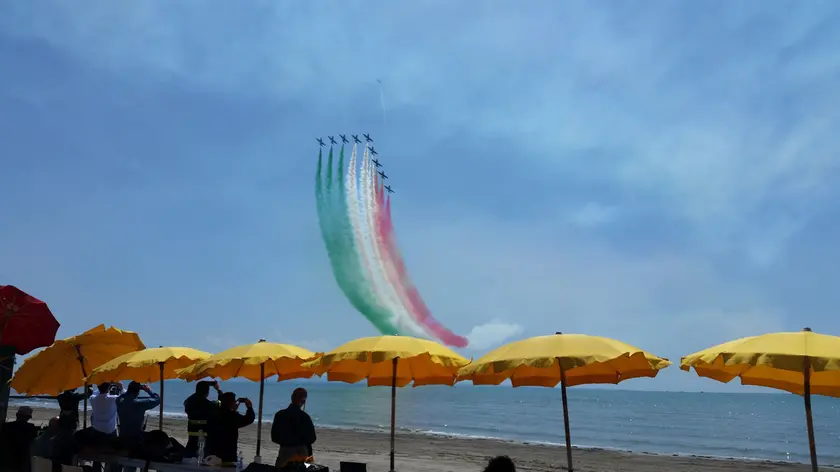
329,136,337,145
384,185,394,194
378,171,388,180
363,133,373,143
340,134,349,143
317,138,325,147
352,134,361,144
372,159,382,167
369,147,378,156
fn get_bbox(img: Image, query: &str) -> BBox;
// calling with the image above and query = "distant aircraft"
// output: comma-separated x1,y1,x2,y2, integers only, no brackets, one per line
372,159,382,167
328,136,337,145
378,171,388,180
340,134,349,144
384,185,394,194
363,133,373,143
317,138,325,147
352,134,361,144
369,147,378,156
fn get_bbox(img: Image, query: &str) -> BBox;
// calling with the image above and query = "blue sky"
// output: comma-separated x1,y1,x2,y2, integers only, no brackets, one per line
2,1,840,391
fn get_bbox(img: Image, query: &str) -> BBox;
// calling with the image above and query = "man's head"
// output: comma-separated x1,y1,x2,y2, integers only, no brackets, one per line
127,381,142,395
484,456,515,472
98,382,111,394
15,406,33,422
196,382,211,398
46,416,60,433
62,389,76,395
220,392,238,410
291,387,307,407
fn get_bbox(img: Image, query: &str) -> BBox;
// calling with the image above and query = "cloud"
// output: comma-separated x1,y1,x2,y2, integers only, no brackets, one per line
466,322,524,351
567,202,618,228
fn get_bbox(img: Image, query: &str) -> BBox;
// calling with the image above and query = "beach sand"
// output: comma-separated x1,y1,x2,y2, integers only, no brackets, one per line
10,406,825,471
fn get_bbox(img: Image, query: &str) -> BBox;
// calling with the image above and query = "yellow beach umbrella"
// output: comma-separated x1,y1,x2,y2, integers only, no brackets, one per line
303,336,470,472
11,324,145,428
177,339,317,457
457,332,670,472
681,327,840,472
87,346,211,430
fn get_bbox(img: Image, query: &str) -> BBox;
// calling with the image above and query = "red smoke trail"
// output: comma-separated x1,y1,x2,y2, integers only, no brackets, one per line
373,177,468,348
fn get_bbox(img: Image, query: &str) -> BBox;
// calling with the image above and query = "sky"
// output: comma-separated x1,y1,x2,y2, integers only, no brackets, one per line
1,1,840,392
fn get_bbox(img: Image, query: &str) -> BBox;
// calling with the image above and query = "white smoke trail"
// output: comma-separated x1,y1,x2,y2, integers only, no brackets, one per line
360,151,429,338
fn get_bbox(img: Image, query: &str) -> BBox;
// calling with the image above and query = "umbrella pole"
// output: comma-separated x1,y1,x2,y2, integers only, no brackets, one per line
257,362,265,458
559,359,574,472
390,357,398,472
75,346,88,429
803,356,818,472
159,362,165,431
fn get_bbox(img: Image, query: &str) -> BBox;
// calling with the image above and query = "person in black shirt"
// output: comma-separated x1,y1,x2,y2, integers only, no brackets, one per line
183,380,222,458
1,406,39,472
272,388,316,468
207,392,255,463
56,387,93,427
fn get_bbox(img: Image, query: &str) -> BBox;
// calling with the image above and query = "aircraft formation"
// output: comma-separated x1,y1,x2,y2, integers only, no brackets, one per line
317,134,393,194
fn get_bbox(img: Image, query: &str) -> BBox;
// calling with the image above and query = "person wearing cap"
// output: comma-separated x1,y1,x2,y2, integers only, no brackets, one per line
271,387,316,468
117,382,161,446
0,406,39,471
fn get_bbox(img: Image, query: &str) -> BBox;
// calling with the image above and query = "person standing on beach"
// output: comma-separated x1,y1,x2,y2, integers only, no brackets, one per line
271,387,316,468
90,382,125,435
207,392,255,463
0,406,38,472
183,380,223,458
117,382,161,446
57,386,93,427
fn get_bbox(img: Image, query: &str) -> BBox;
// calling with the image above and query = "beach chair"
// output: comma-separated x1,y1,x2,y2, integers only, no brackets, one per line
31,456,52,472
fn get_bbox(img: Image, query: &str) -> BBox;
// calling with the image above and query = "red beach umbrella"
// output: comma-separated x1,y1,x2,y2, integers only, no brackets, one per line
0,285,60,355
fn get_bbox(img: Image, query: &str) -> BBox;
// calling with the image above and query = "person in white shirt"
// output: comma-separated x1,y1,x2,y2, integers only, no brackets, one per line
90,382,126,436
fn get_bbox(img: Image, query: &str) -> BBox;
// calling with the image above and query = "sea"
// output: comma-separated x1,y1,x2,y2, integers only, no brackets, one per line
12,380,840,466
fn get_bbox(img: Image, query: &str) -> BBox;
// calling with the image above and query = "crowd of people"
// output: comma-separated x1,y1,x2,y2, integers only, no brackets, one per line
0,381,317,471
2,383,515,472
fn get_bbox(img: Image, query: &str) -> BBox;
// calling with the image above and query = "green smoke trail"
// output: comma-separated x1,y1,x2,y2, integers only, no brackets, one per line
316,144,397,334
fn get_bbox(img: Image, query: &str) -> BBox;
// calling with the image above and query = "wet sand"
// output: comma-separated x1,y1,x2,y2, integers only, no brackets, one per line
11,406,829,471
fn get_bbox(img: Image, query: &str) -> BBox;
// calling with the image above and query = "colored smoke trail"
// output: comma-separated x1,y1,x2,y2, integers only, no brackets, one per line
314,137,468,347
316,145,397,335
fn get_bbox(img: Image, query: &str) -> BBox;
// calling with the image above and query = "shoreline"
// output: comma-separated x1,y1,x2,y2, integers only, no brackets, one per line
9,405,830,471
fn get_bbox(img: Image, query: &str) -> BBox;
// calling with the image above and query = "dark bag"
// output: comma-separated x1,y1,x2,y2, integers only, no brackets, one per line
133,431,184,463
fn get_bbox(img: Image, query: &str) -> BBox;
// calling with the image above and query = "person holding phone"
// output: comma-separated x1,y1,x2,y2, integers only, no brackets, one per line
184,380,223,458
117,382,161,447
207,392,255,463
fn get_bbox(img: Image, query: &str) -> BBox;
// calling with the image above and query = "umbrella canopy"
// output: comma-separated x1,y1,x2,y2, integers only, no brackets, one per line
87,346,212,384
457,332,670,472
177,341,317,382
0,285,60,355
11,324,145,395
304,335,470,387
87,346,211,431
457,332,671,386
681,327,840,472
304,335,470,472
177,340,318,459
